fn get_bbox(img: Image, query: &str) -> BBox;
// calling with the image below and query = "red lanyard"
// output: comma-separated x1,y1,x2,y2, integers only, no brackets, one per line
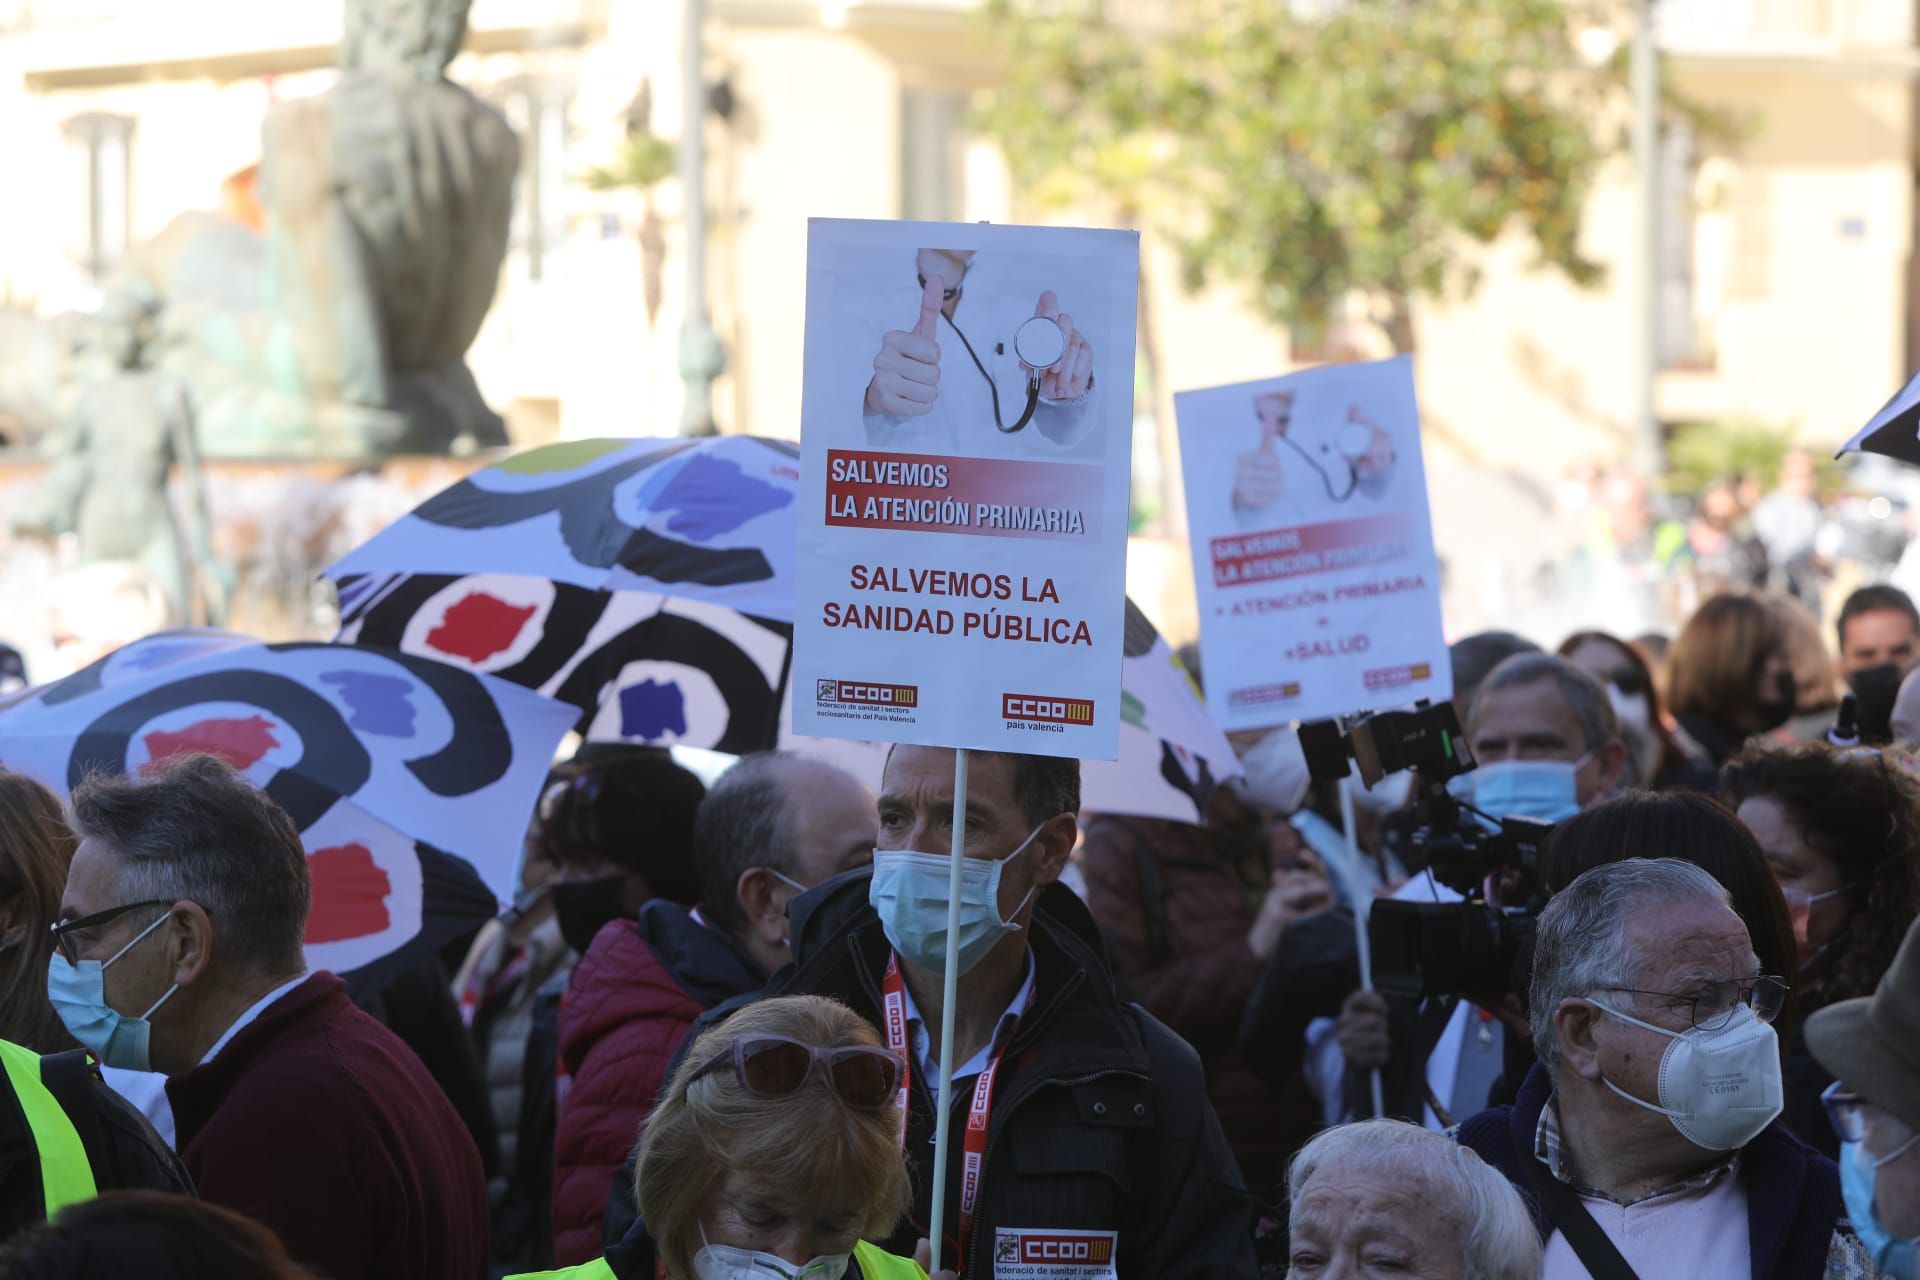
881,953,1013,1272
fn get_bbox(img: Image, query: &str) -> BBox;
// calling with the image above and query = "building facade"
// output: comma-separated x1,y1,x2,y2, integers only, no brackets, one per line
0,0,1914,639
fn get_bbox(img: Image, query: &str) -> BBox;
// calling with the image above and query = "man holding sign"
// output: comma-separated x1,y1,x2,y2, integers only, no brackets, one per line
859,247,1098,458
750,746,1254,1278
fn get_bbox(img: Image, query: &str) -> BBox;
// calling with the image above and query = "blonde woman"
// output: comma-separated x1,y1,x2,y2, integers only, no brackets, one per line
512,994,946,1280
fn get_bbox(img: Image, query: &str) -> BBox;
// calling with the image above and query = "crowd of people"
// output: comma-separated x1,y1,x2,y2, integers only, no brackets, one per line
1,580,1920,1279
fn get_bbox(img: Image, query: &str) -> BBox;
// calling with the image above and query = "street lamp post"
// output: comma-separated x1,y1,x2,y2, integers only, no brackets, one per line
679,0,724,436
1631,0,1662,475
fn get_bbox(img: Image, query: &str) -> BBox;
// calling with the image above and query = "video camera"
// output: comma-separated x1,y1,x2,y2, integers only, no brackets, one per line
1300,701,1552,1000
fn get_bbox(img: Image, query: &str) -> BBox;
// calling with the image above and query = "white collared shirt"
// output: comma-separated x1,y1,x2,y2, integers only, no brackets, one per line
899,949,1036,1088
200,972,311,1066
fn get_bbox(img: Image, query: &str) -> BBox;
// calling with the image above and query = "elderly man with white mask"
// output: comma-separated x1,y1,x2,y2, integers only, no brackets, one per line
1457,858,1871,1280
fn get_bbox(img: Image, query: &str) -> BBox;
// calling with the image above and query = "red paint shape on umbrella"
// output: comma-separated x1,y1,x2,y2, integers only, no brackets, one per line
142,715,280,772
426,593,538,663
304,843,392,944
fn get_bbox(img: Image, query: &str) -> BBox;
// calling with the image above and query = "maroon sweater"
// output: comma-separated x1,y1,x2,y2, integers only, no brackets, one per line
167,972,489,1280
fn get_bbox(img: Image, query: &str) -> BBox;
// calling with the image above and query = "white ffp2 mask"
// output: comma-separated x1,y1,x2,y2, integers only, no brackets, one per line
1591,1001,1783,1150
692,1225,851,1280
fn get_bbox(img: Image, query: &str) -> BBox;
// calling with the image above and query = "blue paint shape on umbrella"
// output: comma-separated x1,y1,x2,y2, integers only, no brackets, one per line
123,639,217,670
647,455,793,542
618,679,688,741
320,670,419,737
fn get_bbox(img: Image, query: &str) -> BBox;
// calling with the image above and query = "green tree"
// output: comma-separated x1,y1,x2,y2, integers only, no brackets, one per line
977,0,1613,356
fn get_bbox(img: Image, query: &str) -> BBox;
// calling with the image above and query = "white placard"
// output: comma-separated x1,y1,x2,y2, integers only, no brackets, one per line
1176,356,1451,731
792,218,1139,759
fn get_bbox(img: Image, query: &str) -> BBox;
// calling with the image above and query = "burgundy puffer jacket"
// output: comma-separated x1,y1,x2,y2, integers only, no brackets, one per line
550,900,763,1265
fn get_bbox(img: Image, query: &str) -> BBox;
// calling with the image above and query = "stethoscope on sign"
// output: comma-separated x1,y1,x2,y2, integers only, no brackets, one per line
1272,416,1388,503
919,273,1071,434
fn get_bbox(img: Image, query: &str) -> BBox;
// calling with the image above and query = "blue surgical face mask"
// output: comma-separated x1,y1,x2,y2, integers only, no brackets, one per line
1842,1134,1920,1278
868,826,1041,977
1462,756,1589,823
46,909,180,1072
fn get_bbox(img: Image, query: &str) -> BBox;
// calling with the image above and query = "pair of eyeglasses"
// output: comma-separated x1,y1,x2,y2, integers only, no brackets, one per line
49,900,174,965
688,1034,903,1111
1602,974,1790,1031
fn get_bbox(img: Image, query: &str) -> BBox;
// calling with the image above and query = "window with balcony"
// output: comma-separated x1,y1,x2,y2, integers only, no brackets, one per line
63,112,133,282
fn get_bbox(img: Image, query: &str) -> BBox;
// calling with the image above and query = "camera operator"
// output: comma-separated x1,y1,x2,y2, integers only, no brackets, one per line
1334,655,1628,1125
1456,858,1866,1280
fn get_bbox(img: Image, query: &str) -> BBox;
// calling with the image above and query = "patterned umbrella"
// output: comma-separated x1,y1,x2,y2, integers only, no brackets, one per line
327,437,799,753
1840,369,1920,466
0,630,577,989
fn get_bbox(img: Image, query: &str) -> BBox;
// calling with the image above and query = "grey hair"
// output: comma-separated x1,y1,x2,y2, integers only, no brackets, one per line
693,752,800,938
1469,653,1620,756
1529,857,1733,1069
70,754,311,975
1286,1119,1542,1280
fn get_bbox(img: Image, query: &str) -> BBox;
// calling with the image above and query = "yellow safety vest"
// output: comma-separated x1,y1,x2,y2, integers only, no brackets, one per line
506,1240,926,1280
0,1039,98,1217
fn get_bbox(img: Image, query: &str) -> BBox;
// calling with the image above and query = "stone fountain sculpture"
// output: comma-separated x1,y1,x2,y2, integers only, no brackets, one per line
112,0,521,456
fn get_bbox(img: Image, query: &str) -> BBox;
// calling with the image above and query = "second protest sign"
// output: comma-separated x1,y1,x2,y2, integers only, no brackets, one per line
1177,355,1452,732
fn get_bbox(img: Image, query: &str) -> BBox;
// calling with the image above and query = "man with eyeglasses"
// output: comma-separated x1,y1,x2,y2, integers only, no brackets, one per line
1458,858,1873,1279
1807,916,1920,1278
48,754,489,1280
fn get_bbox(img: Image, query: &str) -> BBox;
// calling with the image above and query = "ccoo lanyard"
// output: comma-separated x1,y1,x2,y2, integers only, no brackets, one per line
880,953,1015,1272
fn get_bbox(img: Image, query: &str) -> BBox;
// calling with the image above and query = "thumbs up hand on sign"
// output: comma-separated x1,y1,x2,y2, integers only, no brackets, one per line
1234,392,1290,513
1233,431,1286,515
863,275,945,419
1030,290,1094,402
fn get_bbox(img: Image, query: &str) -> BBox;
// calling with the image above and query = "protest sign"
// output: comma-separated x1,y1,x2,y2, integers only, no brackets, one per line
792,218,1139,760
1176,355,1451,732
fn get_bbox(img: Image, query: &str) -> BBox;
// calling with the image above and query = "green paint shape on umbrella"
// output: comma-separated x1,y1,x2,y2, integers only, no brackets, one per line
496,439,629,475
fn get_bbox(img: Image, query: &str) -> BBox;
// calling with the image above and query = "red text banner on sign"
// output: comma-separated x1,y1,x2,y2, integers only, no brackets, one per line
1209,512,1417,588
825,449,1104,542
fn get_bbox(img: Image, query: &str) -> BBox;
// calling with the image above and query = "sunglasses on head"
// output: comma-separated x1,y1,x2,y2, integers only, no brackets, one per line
688,1034,903,1111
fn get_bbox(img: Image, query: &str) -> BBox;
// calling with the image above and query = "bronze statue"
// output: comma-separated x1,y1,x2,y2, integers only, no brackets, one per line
113,0,520,457
11,291,223,626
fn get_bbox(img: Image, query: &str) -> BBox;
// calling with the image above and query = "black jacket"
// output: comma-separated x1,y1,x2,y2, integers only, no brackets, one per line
0,1048,194,1241
611,870,1257,1278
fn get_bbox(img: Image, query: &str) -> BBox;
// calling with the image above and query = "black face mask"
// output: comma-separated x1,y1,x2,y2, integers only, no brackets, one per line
1756,669,1800,733
551,877,629,954
1847,663,1903,745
